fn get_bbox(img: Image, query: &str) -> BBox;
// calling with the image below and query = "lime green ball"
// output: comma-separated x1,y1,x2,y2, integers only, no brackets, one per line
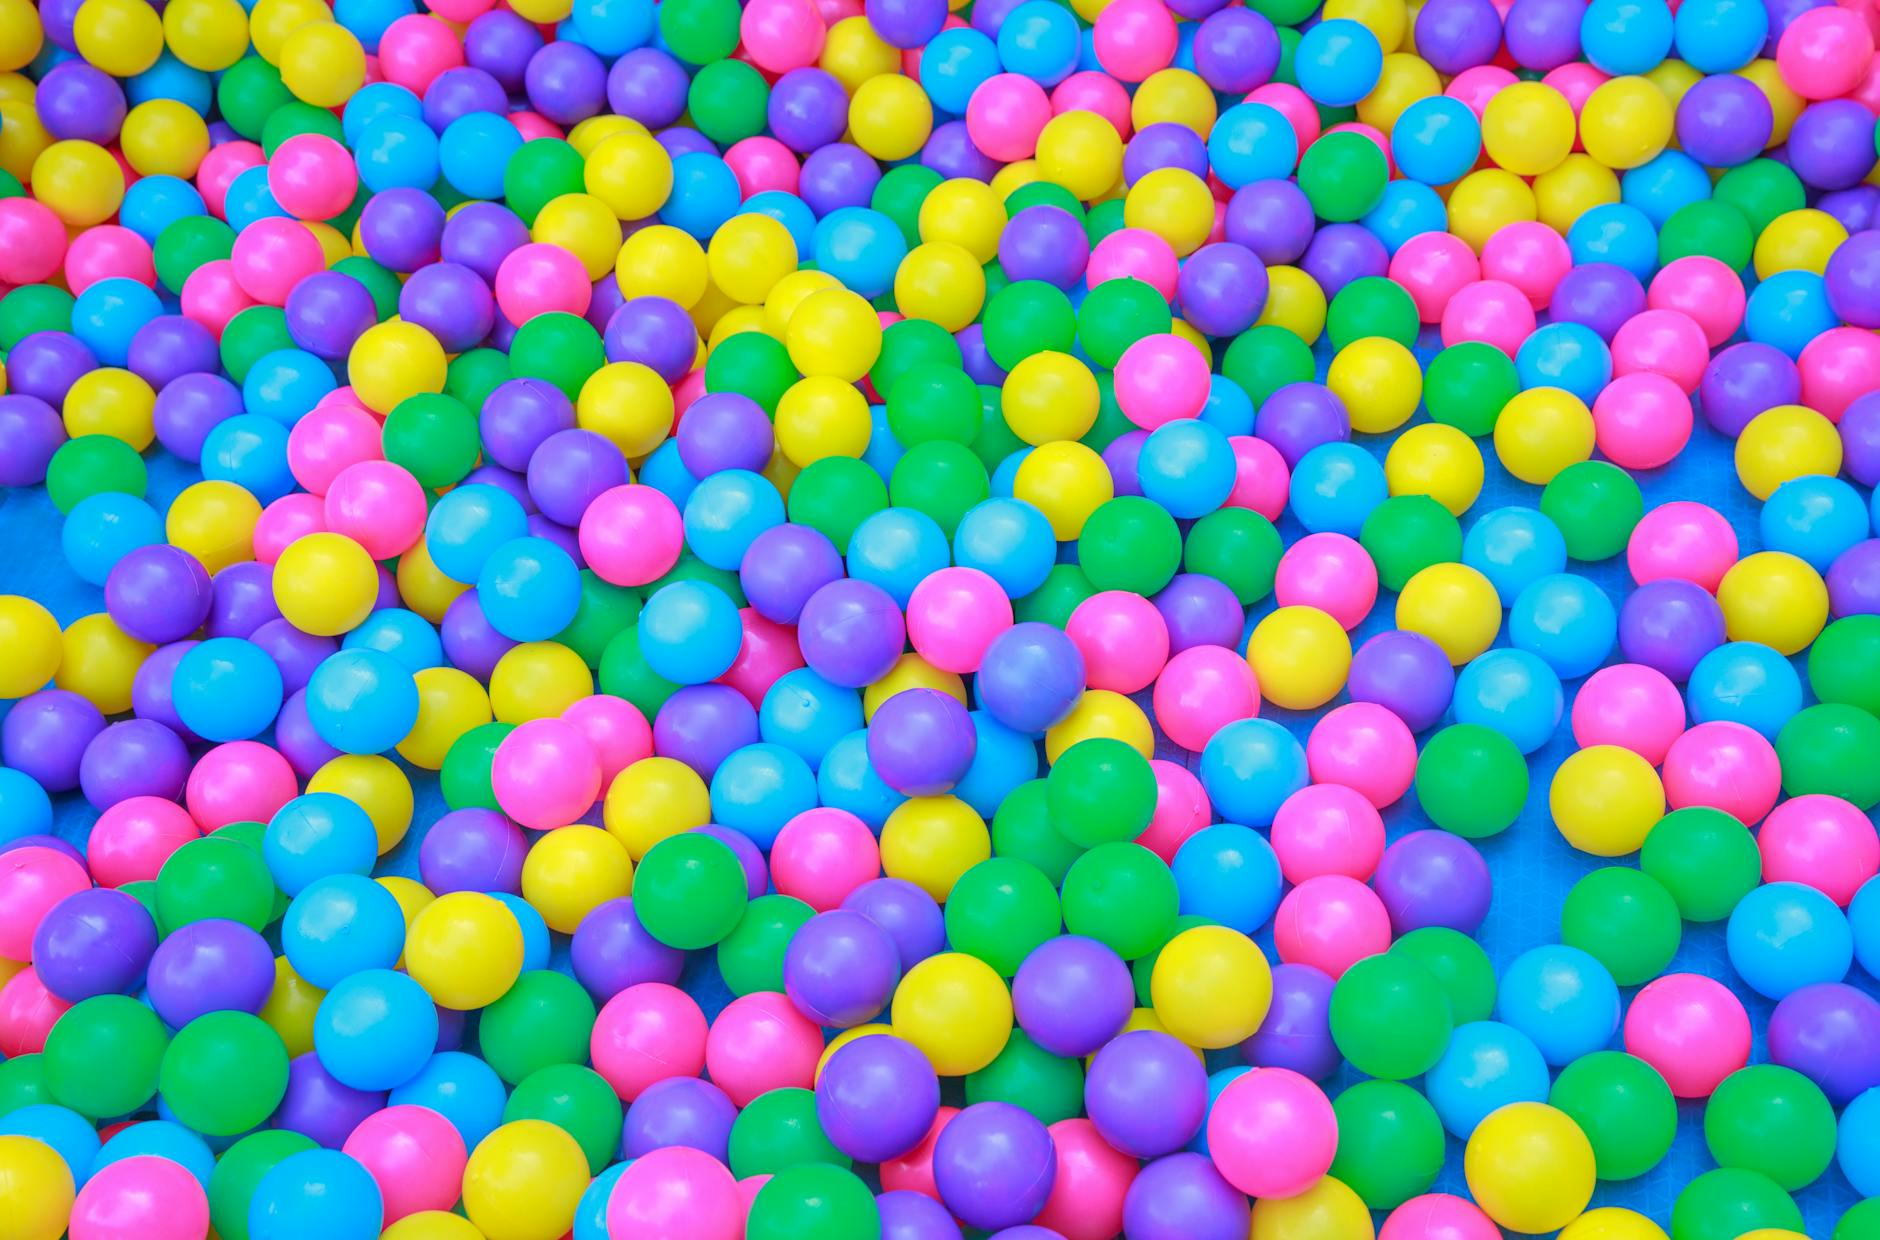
208,1130,318,1240
1540,460,1643,561
1413,723,1528,839
0,284,74,347
1015,563,1096,628
1297,131,1387,222
1660,199,1755,271
1550,1051,1678,1181
1809,615,1880,717
1327,276,1419,350
1079,496,1182,596
1060,842,1179,961
633,832,751,949
688,59,769,146
261,101,343,156
747,1163,879,1240
1076,277,1174,369
1329,951,1452,1080
872,318,962,397
159,1012,290,1136
1714,159,1807,237
332,256,402,320
888,363,981,446
597,626,681,719
440,721,513,812
1006,182,1085,218
705,330,798,413
658,0,742,63
1047,738,1157,848
1775,703,1880,807
1671,1168,1803,1240
719,894,816,996
155,834,276,934
891,441,988,538
557,573,643,669
943,857,1063,977
1424,341,1520,437
1390,926,1496,1024
509,312,606,402
0,1054,48,1118
446,348,512,417
216,57,293,141
1703,1064,1837,1191
983,280,1076,371
219,305,293,385
872,165,945,249
1560,866,1681,986
1838,1198,1880,1240
788,455,889,549
154,216,237,296
477,970,598,1085
1640,806,1761,922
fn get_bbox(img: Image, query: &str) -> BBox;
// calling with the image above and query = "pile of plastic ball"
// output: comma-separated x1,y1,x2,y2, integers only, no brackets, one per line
7,0,1880,1234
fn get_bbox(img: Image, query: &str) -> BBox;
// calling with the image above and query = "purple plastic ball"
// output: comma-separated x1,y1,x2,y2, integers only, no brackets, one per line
1347,630,1456,732
800,143,883,217
31,887,159,1003
768,68,850,153
1702,341,1802,436
604,296,698,383
440,593,519,681
441,202,531,285
1549,262,1649,342
923,121,1000,182
1153,574,1244,654
842,877,948,971
6,332,97,407
1829,540,1880,618
879,1189,964,1240
867,0,949,46
999,206,1091,290
740,523,845,625
145,917,276,1028
1103,429,1147,499
2,689,106,793
676,392,773,476
360,187,446,273
423,67,508,131
867,688,977,797
399,263,496,354
1178,242,1269,337
932,1101,1059,1232
1083,1030,1209,1157
275,688,344,779
1253,382,1350,468
816,1032,942,1163
525,41,607,125
974,622,1084,733
35,61,125,144
1122,1153,1251,1240
480,378,575,473
1619,577,1727,681
1503,0,1584,69
465,9,543,89
1301,223,1388,301
654,683,761,779
1240,962,1340,1079
1414,0,1504,71
78,719,190,809
1675,74,1773,168
1767,981,1880,1106
206,561,280,640
276,1054,388,1149
153,373,242,464
249,620,337,695
528,428,629,526
1126,123,1210,185
958,323,1008,386
798,578,907,689
1786,99,1879,191
694,824,771,901
782,908,903,1027
622,1076,739,1163
285,272,380,360
1372,830,1493,935
570,897,687,1002
1012,934,1134,1057
1226,180,1315,264
105,544,213,645
608,48,690,128
0,394,65,486
1827,230,1880,329
126,316,220,388
1193,8,1281,92
130,642,198,743
419,808,527,896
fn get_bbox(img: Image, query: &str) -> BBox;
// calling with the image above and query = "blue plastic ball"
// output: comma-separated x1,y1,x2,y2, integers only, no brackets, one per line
1758,474,1872,571
1686,640,1805,739
387,1050,508,1149
1452,648,1566,754
61,492,163,586
759,667,867,769
1171,822,1284,934
1516,321,1613,404
709,741,819,849
282,873,407,990
1508,572,1619,679
847,507,952,606
638,579,744,685
1424,1020,1552,1139
1495,943,1621,1067
201,414,296,505
477,536,584,642
1581,0,1674,74
173,637,286,743
1391,95,1482,187
265,792,380,897
1138,419,1237,520
953,497,1057,599
817,727,910,829
342,607,446,674
1289,442,1389,537
1726,881,1855,1000
1295,18,1384,106
952,710,1041,819
71,277,162,367
682,469,787,571
311,969,439,1094
304,648,421,755
1198,717,1310,829
249,1146,385,1240
1462,505,1569,604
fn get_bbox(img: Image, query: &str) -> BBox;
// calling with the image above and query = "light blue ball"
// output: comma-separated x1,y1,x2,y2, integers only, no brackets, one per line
1516,321,1613,405
1208,103,1299,189
848,507,951,607
1495,944,1621,1067
174,637,285,743
744,191,818,256
1509,572,1619,679
1361,180,1448,254
1139,418,1237,520
1391,95,1481,187
1295,18,1384,107
1746,270,1839,360
72,277,162,367
266,792,379,897
952,711,1041,819
997,0,1082,87
388,1051,509,1149
759,667,866,769
1198,374,1255,438
1463,505,1568,605
120,175,206,244
575,1162,631,1240
922,28,1002,115
683,469,786,571
659,152,742,241
282,873,407,990
304,648,421,755
1841,1085,1880,1197
440,112,524,201
1199,717,1309,829
61,492,163,586
311,969,440,1094
243,348,339,425
1289,442,1388,537
710,742,819,849
355,112,441,193
1567,202,1659,281
1171,822,1284,934
0,767,54,844
1582,0,1674,74
1760,474,1871,571
1727,881,1854,1000
1852,876,1880,980
1425,1020,1552,1140
1621,149,1711,229
1453,648,1565,754
92,1119,216,1188
954,497,1057,599
1673,0,1767,71
344,608,445,674
249,1147,386,1240
639,579,744,685
492,892,552,971
477,536,583,642
813,207,910,302
1686,640,1804,739
202,413,296,505
817,728,908,830
0,1104,102,1185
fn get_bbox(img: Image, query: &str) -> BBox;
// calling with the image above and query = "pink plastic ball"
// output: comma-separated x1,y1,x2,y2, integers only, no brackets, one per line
1067,590,1170,694
725,136,800,198
230,217,326,307
1379,1194,1503,1240
717,610,805,707
1390,231,1481,323
196,142,264,219
63,226,155,293
287,404,383,496
1626,500,1738,591
1440,280,1536,356
1273,874,1392,978
1087,228,1179,299
907,567,1016,675
323,460,427,560
1275,533,1378,630
1051,72,1133,138
180,259,256,340
70,1154,210,1240
1571,664,1686,763
1611,308,1709,394
736,1174,769,1216
1227,436,1288,521
495,242,593,322
1648,256,1744,347
1151,644,1260,753
1592,371,1694,470
342,1105,469,1224
591,982,708,1102
1269,782,1386,883
0,199,67,284
490,717,603,830
771,807,881,910
1246,83,1320,150
509,112,563,142
579,484,684,587
1777,5,1875,98
1034,1118,1136,1240
1660,720,1781,825
268,134,359,223
254,493,329,564
1623,972,1751,1098
1444,65,1520,117
1206,1068,1337,1199
1480,222,1571,309
426,0,496,18
1757,793,1880,906
1542,61,1609,117
878,1105,953,1198
185,741,299,831
1135,759,1211,862
562,694,653,787
377,14,465,91
1093,0,1179,82
1114,333,1209,428
608,1145,745,1240
85,796,203,888
740,0,827,73
966,74,1053,162
1305,702,1417,809
0,845,91,961
704,990,823,1106
1799,326,1880,422
0,967,67,1057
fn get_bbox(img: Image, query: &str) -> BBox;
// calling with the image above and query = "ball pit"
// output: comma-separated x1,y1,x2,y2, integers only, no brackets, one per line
2,0,1880,1235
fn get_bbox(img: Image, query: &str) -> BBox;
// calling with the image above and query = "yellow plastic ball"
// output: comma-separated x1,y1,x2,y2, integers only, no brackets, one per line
533,193,623,281
1002,351,1099,445
0,1134,75,1240
396,535,470,624
1737,58,1804,145
1255,266,1328,343
702,296,762,349
706,212,798,305
259,956,324,1058
1579,76,1673,171
1357,53,1440,133
1044,689,1155,762
1533,153,1622,235
1716,550,1829,656
507,0,573,20
1150,925,1273,1049
0,595,60,698
249,0,332,62
0,72,30,107
1396,562,1501,665
1250,1174,1375,1240
489,642,593,723
161,0,249,70
1558,1208,1671,1240
399,667,493,771
405,891,525,1010
616,224,706,305
1013,440,1113,540
0,99,49,184
820,14,900,92
584,130,672,221
763,269,841,337
894,241,987,332
604,756,713,859
308,753,413,853
816,1024,892,1082
521,825,633,935
775,374,869,467
1448,168,1539,253
1754,208,1849,278
31,139,124,228
1495,386,1596,484
1327,0,1407,48
1247,606,1352,710
1169,319,1213,365
1386,422,1485,515
850,73,933,162
383,1212,489,1240
349,320,447,415
991,158,1044,200
881,796,991,901
0,0,42,72
1465,1102,1597,1235
1482,82,1576,177
1131,68,1217,138
463,1120,589,1240
1328,337,1422,434
1124,167,1215,257
56,613,151,714
765,449,801,505
577,362,673,459
120,100,211,179
1550,744,1665,855
279,22,367,108
1644,59,1702,109
1734,1233,1809,1240
166,480,261,575
273,532,377,637
863,654,968,720
73,0,164,77
890,951,1014,1075
62,367,154,448
305,220,352,266
1735,404,1842,499
1035,111,1125,202
787,287,882,382
919,178,1006,264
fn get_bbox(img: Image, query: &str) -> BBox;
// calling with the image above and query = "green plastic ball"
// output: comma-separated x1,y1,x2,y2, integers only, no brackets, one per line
653,550,747,606
1809,615,1880,717
706,331,800,414
504,139,587,226
1328,1080,1446,1209
0,284,74,347
597,626,681,719
1839,1198,1880,1240
943,857,1063,977
158,1011,290,1136
1671,1168,1803,1240
891,440,989,538
477,970,598,1085
872,166,945,249
788,456,890,549
747,1162,880,1240
42,995,168,1119
887,363,981,446
1560,866,1682,986
215,57,293,141
382,393,480,488
1326,276,1419,350
1006,183,1085,218
1084,198,1127,244
208,1130,318,1240
1549,1051,1678,1181
1077,278,1176,370
1389,926,1497,1024
46,436,148,514
658,0,742,62
632,832,751,950
557,573,644,669
502,1063,623,1175
1359,495,1463,592
1060,842,1179,960
1713,159,1807,237
687,59,768,146
1297,131,1387,222
1540,460,1643,561
1413,724,1528,838
971,383,1026,471
509,312,606,402
1015,563,1096,629
719,894,817,996
728,1087,849,1177
218,305,294,385
154,216,237,296
1184,508,1283,606
1703,1064,1837,1191
1660,200,1755,271
964,1027,1084,1124
447,347,511,413
332,256,402,320
1640,806,1762,922
1424,341,1519,437
1081,372,1134,453
872,318,962,396
0,1054,48,1119
155,835,277,934
440,721,514,812
1221,325,1315,407
1776,702,1880,807
1046,738,1157,848
1078,496,1182,596
1329,952,1453,1080
984,281,1076,371
261,101,343,155
989,779,1085,886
